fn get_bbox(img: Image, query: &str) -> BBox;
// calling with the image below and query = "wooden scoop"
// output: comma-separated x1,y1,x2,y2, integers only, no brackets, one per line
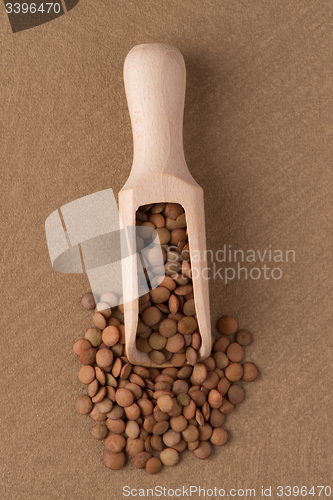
119,43,211,367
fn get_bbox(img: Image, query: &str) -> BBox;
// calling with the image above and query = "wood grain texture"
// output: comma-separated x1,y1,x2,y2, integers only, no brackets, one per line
119,44,211,366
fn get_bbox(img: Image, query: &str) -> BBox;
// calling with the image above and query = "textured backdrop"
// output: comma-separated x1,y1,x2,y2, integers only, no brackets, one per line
0,1,332,499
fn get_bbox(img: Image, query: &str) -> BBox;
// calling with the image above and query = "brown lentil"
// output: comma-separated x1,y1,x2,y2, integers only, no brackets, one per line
126,438,145,456
93,312,107,330
143,415,157,433
225,363,244,382
165,203,184,220
166,333,185,353
81,292,96,310
133,451,152,469
217,315,238,335
157,395,174,413
153,421,169,436
163,429,181,447
226,342,245,363
208,389,223,409
92,386,106,404
78,365,95,385
178,316,197,335
107,404,124,420
219,398,234,415
196,409,205,426
170,353,186,367
137,398,154,416
88,379,99,398
75,395,93,415
145,436,153,454
125,420,140,439
105,434,126,453
149,350,166,365
202,371,219,390
129,373,145,388
210,409,226,427
94,366,105,386
150,434,165,451
73,338,92,357
96,348,113,368
153,228,171,245
91,423,108,440
190,389,206,407
124,403,141,420
183,399,196,420
84,327,102,347
116,388,134,408
202,402,210,422
107,317,121,327
79,347,96,366
106,418,126,434
187,440,199,450
102,325,120,346
104,451,126,470
193,441,212,459
150,203,165,214
158,318,177,338
89,406,107,422
149,332,167,350
176,393,190,406
146,456,162,475
177,366,192,379
160,447,179,466
236,329,253,346
150,286,170,304
242,362,259,382
217,377,231,396
96,304,112,319
95,398,113,413
202,356,215,371
228,384,245,404
210,427,228,446
142,306,162,326
213,351,229,369
186,346,198,366
182,424,199,443
192,363,207,385
213,337,230,352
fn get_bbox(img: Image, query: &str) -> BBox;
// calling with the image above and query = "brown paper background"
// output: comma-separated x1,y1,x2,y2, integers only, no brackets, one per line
0,1,332,499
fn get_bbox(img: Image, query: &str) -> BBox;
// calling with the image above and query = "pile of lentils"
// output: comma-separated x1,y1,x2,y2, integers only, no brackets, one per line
75,290,258,474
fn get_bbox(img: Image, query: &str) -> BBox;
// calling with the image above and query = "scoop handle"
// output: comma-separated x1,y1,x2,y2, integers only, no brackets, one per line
123,43,197,187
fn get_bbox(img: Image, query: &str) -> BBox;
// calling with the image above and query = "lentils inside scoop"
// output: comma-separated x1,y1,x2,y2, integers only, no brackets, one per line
75,294,259,474
134,203,200,366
